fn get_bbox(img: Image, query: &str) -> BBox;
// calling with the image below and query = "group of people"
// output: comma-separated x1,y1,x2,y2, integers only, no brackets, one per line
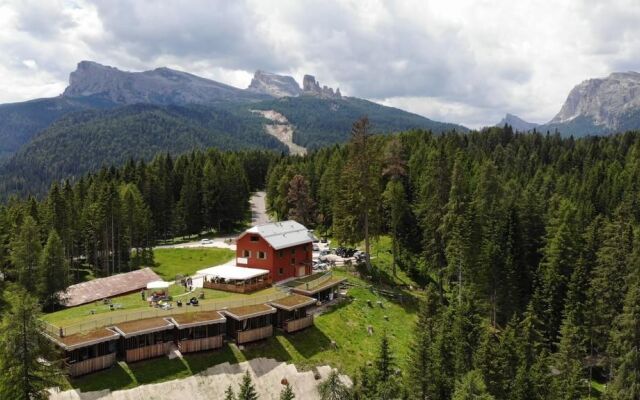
181,276,194,292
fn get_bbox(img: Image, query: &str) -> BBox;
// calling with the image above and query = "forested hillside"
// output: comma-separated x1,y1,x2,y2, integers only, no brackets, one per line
2,126,640,398
0,104,286,198
252,95,467,148
266,125,640,398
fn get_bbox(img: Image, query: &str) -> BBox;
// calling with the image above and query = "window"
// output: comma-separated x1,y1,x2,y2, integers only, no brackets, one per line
258,251,266,260
291,248,296,255
290,257,295,265
250,235,259,242
279,267,284,275
243,250,251,258
279,250,284,257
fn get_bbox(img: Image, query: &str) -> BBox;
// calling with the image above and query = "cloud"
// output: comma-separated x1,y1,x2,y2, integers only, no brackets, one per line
0,0,639,127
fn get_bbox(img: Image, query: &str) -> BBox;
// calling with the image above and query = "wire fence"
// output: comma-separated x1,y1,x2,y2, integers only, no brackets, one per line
302,271,333,290
44,291,289,338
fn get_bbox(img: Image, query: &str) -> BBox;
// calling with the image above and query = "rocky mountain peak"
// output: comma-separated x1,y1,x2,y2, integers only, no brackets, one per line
247,70,301,97
550,71,640,129
62,60,265,105
302,75,341,99
496,113,539,131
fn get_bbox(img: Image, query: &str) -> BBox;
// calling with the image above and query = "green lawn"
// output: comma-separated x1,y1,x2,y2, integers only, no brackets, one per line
64,269,419,392
153,247,235,280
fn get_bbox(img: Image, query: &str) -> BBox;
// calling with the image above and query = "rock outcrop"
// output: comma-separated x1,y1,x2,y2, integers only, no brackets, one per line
247,70,302,98
549,71,640,131
63,61,267,105
302,75,341,99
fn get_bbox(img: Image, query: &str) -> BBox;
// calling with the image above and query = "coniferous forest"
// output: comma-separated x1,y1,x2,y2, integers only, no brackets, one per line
2,123,640,398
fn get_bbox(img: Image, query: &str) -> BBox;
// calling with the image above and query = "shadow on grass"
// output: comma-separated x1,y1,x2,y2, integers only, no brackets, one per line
182,344,243,375
71,361,135,392
239,335,293,369
284,325,333,359
128,356,191,386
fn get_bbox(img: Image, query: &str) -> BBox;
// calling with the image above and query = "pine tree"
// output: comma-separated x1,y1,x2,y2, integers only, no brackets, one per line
38,230,67,311
280,382,295,400
237,370,258,400
318,369,351,400
452,370,495,400
0,286,61,400
10,216,42,292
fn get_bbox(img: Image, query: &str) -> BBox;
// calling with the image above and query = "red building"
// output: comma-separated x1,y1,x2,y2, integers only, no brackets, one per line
235,220,314,282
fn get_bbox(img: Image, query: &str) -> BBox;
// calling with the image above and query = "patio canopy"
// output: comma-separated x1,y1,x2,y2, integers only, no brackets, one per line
146,280,170,290
197,263,269,281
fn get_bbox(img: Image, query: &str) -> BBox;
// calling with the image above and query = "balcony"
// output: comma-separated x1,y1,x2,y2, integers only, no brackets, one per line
236,325,273,344
284,315,314,333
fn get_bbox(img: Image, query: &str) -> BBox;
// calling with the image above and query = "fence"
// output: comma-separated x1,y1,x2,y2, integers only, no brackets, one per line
45,291,289,338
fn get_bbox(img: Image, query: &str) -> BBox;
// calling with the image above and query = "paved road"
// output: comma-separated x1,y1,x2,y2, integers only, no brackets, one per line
250,191,272,226
155,192,271,250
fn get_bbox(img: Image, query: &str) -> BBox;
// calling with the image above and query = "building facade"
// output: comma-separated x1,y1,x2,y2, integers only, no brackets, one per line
235,220,313,282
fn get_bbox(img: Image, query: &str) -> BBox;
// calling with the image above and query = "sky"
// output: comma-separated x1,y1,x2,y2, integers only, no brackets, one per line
1,0,639,128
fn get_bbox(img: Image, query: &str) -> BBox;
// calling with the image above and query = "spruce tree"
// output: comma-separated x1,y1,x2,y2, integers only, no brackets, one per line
382,179,408,277
407,286,440,399
279,382,295,400
452,370,494,400
286,174,316,227
38,230,67,311
237,370,258,400
0,286,61,400
608,269,640,398
318,369,351,400
225,385,237,400
10,216,42,292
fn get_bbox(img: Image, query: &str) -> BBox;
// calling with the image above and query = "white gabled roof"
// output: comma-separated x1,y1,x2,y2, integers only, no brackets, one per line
197,262,270,280
242,220,314,250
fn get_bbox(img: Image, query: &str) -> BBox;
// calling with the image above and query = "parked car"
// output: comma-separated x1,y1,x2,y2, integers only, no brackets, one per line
313,243,320,251
200,238,213,244
320,238,328,243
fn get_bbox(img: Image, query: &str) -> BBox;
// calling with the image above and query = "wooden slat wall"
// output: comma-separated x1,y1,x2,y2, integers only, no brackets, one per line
284,315,314,333
236,325,273,344
125,342,171,363
66,352,116,377
179,335,223,353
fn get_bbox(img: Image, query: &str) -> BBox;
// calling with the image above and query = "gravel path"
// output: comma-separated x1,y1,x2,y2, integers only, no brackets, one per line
49,358,351,400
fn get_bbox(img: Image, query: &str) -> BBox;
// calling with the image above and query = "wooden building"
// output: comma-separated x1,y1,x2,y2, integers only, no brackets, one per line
223,304,276,344
112,317,175,363
235,221,314,282
292,275,346,302
50,328,120,377
270,294,316,333
170,311,226,353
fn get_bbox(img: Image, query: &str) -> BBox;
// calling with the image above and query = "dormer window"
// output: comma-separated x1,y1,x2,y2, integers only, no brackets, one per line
250,235,259,242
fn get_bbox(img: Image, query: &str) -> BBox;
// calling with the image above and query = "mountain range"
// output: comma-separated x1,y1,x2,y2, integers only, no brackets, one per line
496,71,640,135
0,61,465,197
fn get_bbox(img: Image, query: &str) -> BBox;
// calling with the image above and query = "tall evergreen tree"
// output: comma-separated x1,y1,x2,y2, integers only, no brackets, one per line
280,382,295,400
0,286,61,400
318,369,352,400
452,370,495,400
10,216,42,292
237,370,258,400
38,230,67,311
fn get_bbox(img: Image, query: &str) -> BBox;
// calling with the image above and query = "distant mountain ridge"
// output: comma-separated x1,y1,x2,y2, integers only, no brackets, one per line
496,113,539,131
498,71,640,136
0,61,467,197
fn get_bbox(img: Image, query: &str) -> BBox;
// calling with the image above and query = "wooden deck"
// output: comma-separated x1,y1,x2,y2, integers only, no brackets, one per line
66,352,116,377
236,325,273,344
284,315,314,333
125,342,171,363
203,279,271,293
179,335,223,353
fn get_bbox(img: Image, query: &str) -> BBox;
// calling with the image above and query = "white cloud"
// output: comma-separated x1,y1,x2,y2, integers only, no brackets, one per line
0,0,639,127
